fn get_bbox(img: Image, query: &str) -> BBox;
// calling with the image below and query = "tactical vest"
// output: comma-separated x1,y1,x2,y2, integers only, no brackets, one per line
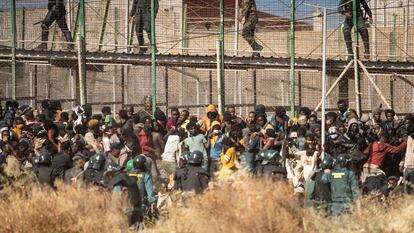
36,167,54,187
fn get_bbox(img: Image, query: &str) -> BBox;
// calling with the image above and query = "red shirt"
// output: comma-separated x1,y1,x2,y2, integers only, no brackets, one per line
364,141,407,167
138,129,154,156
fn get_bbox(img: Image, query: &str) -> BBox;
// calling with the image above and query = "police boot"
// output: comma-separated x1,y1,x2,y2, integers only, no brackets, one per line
64,31,75,51
251,42,263,57
345,42,354,62
35,29,49,50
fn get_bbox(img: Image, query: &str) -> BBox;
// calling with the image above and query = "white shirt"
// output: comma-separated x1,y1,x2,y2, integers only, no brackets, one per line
161,135,180,162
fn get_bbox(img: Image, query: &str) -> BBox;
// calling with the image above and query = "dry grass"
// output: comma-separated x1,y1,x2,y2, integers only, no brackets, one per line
0,182,127,233
151,175,304,233
1,175,414,233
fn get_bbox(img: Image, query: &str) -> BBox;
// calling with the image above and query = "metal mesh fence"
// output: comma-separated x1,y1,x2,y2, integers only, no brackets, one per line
0,0,413,117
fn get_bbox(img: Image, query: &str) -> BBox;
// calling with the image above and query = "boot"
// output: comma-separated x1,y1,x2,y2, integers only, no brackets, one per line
64,31,74,51
251,42,263,57
35,29,49,50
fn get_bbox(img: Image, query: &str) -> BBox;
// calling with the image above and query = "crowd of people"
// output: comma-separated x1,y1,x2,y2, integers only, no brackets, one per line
1,96,414,228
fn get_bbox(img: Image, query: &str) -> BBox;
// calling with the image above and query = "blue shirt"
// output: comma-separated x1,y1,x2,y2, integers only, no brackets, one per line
210,134,224,161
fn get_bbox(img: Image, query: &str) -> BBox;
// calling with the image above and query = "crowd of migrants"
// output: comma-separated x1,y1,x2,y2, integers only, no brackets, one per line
1,96,414,228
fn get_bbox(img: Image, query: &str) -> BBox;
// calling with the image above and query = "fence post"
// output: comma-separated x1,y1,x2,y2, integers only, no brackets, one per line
151,0,157,114
218,0,225,114
352,0,361,116
19,7,25,49
10,0,17,100
321,7,327,154
98,0,111,51
78,0,87,104
289,0,296,117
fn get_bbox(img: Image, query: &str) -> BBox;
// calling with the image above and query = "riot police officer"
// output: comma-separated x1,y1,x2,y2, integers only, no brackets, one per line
239,0,263,57
104,162,143,228
338,0,372,60
306,155,334,212
128,0,159,54
322,153,359,216
174,151,209,194
34,152,55,187
127,155,156,209
83,153,106,186
36,0,74,50
254,150,287,181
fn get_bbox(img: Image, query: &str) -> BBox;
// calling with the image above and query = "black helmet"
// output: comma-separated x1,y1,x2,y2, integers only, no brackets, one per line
320,155,334,169
258,150,281,165
104,162,121,176
188,151,203,166
38,152,52,165
336,153,351,167
180,151,191,166
88,153,106,170
134,155,147,171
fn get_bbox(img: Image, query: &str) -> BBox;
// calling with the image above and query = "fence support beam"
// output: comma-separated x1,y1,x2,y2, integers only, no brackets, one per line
314,61,353,111
358,60,392,109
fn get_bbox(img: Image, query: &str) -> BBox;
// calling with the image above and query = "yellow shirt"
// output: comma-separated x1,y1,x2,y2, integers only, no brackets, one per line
220,147,237,169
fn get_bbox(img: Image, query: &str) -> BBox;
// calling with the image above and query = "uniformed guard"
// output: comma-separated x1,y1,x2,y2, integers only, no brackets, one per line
174,150,209,194
36,0,74,50
34,152,55,188
338,0,372,60
128,0,159,54
83,153,106,186
306,155,333,213
254,150,287,181
126,155,156,210
239,0,263,57
322,153,359,216
104,162,143,229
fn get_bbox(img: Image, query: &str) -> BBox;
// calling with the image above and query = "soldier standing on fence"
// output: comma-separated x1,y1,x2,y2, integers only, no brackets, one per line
239,0,263,57
338,0,372,61
129,0,159,54
35,0,74,51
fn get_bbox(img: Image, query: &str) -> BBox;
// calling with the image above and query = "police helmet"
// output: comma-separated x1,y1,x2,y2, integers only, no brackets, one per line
258,150,281,165
320,155,335,170
180,151,191,165
134,154,147,171
336,153,351,167
126,159,136,171
38,152,52,165
88,153,106,170
188,150,203,166
104,162,121,175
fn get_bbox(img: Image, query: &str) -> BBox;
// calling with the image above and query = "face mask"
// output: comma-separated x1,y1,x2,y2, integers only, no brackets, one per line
213,129,221,134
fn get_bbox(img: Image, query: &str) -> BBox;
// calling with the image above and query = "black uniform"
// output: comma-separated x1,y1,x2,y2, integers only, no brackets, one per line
83,169,104,186
174,165,209,194
35,165,55,187
338,0,372,58
129,0,159,54
108,171,143,226
37,0,73,49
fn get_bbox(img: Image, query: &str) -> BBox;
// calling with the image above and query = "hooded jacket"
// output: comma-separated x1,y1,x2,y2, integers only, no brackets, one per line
200,105,223,133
